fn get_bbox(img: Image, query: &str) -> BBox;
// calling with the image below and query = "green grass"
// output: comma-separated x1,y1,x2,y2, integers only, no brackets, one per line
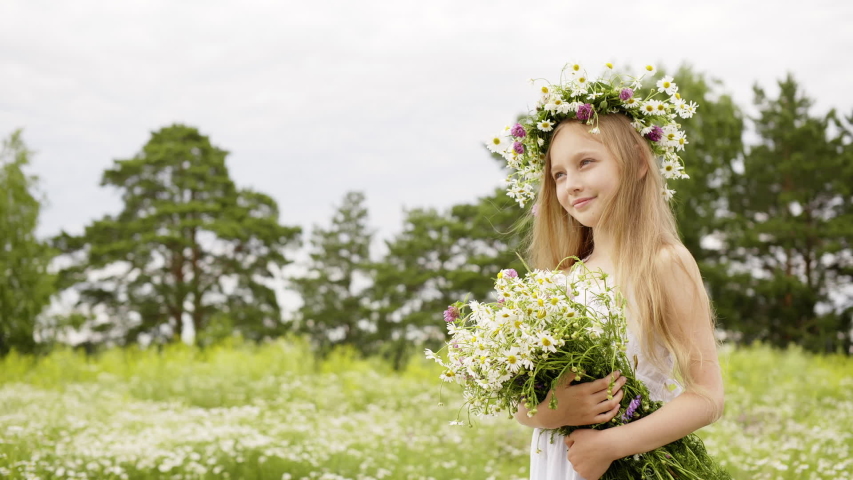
0,337,851,479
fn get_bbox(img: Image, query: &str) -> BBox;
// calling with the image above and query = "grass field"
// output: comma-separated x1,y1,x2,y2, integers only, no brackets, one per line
1,337,851,480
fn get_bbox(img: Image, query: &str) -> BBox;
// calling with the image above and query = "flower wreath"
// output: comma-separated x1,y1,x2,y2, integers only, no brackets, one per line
486,62,698,208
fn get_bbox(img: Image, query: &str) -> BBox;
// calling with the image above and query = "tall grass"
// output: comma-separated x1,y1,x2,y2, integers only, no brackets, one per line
0,338,851,479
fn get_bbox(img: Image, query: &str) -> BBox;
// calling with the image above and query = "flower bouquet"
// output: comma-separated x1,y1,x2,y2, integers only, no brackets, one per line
426,258,730,479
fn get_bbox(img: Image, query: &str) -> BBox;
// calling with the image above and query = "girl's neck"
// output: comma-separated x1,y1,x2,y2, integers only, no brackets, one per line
587,228,614,265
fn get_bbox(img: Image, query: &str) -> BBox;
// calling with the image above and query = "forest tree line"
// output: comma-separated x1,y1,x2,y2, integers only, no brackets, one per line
2,66,852,366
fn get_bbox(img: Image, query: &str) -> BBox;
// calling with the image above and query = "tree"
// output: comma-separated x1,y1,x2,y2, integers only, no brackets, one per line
290,191,374,355
723,75,852,352
0,129,55,355
367,188,529,369
52,124,301,346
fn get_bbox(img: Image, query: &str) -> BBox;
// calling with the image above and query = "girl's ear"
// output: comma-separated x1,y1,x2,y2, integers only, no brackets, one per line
635,144,649,180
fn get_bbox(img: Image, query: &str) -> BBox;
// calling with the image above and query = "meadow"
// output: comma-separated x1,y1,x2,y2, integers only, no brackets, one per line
0,337,851,480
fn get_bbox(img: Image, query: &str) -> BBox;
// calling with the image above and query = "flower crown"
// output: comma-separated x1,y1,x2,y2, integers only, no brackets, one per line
486,63,697,208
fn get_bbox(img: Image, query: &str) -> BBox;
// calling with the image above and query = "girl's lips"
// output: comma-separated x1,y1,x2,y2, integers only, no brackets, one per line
574,197,595,209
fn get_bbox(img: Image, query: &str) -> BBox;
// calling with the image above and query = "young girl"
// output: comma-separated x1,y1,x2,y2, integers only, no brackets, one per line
504,72,725,480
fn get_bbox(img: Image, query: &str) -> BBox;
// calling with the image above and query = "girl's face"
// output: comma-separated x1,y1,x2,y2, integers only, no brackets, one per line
549,123,621,228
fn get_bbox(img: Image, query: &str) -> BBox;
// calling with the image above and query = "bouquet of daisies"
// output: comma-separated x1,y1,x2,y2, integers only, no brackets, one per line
426,259,730,480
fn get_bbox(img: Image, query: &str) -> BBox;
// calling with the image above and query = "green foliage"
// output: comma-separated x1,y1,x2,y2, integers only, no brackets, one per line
719,75,853,352
369,188,529,369
51,124,301,346
290,191,374,356
0,130,56,356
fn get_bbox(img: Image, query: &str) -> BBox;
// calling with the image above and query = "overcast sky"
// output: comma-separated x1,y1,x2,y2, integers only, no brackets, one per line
2,0,852,257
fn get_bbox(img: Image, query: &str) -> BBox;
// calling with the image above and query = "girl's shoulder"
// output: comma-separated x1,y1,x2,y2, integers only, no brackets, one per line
654,243,700,280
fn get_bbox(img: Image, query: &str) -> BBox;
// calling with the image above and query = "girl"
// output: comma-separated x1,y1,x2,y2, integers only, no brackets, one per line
510,112,725,479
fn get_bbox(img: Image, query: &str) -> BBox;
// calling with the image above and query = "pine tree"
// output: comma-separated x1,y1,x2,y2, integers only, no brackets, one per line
0,130,56,355
52,124,301,346
291,191,374,355
724,75,852,352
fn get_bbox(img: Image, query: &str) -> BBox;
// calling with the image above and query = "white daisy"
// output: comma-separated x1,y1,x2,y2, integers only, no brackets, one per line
641,100,661,116
630,119,645,132
661,186,676,201
660,158,682,179
539,85,552,96
535,332,559,353
537,138,545,147
656,76,678,95
575,75,589,89
504,347,523,373
486,133,508,153
537,119,555,132
676,134,689,151
683,101,699,118
631,77,644,90
605,62,614,70
567,62,583,75
623,97,641,108
644,64,656,75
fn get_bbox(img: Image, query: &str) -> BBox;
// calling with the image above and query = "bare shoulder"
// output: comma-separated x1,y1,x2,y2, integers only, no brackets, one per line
654,244,702,288
653,244,709,330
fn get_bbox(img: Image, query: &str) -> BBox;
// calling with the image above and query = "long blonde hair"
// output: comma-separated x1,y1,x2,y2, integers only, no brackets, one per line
527,114,719,406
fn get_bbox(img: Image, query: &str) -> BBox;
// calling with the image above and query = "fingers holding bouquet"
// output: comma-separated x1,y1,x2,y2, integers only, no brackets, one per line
557,371,628,427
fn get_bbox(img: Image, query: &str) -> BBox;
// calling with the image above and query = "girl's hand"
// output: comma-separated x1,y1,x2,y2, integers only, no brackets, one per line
554,371,627,427
514,371,626,429
564,429,617,480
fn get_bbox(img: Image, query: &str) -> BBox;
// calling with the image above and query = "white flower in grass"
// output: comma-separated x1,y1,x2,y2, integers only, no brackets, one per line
486,132,508,153
567,62,584,75
644,64,657,76
662,186,676,201
683,101,699,118
504,347,523,373
656,76,678,95
537,119,555,132
440,369,458,382
574,75,589,90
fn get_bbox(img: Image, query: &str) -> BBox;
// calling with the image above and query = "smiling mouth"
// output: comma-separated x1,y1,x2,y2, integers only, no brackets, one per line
574,197,595,209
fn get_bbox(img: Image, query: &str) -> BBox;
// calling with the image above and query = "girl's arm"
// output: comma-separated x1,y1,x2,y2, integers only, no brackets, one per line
604,245,725,459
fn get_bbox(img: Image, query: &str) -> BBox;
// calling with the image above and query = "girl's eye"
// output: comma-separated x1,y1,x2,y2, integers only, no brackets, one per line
553,172,565,180
580,158,594,167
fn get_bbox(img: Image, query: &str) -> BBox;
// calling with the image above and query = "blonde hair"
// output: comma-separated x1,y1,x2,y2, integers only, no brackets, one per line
527,114,720,410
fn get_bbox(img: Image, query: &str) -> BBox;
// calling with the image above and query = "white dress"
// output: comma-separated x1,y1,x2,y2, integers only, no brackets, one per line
528,264,684,480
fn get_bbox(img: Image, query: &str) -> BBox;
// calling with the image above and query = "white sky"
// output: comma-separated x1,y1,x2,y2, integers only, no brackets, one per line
2,0,852,257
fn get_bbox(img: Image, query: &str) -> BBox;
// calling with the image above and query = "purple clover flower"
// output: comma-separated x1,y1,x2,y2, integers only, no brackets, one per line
503,268,518,278
621,395,643,422
644,125,664,142
619,88,634,101
443,305,460,322
510,123,527,138
576,103,593,121
497,297,506,304
513,141,525,154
